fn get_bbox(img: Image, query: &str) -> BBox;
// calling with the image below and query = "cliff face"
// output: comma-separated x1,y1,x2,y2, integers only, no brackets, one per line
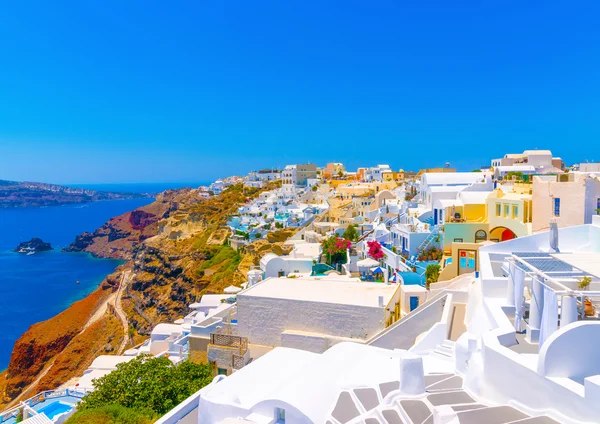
0,277,118,404
62,190,186,260
122,183,293,333
1,183,291,406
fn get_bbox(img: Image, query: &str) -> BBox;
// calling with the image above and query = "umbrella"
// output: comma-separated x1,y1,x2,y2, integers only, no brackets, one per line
390,274,397,283
224,285,242,294
549,219,559,253
371,266,384,274
357,258,379,268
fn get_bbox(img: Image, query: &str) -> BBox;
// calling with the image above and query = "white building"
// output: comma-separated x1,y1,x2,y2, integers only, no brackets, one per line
364,164,392,182
236,275,402,353
419,172,491,210
248,169,282,182
491,149,564,172
578,162,600,173
282,164,318,188
153,219,600,424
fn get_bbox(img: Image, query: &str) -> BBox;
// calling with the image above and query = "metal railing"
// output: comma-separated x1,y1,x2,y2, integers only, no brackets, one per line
0,388,89,422
209,333,248,356
232,354,246,370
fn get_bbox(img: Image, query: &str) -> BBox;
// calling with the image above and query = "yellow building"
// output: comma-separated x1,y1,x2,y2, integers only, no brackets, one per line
486,188,532,241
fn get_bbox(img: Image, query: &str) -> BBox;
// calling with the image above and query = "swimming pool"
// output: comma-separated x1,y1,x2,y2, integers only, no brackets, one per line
398,260,440,286
38,401,73,420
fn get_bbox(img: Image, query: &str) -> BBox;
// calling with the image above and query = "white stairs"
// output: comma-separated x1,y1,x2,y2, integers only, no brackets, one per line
431,340,455,361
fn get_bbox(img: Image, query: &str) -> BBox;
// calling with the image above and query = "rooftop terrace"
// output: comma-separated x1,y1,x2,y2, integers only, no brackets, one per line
238,276,398,308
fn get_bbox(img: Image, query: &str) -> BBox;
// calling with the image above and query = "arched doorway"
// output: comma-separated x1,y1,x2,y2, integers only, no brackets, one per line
490,227,518,242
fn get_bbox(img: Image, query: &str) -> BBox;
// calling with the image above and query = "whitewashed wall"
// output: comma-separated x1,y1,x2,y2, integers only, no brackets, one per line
237,296,386,349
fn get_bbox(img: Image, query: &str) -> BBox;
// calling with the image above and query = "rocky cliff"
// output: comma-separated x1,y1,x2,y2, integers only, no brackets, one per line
62,189,187,260
0,182,290,407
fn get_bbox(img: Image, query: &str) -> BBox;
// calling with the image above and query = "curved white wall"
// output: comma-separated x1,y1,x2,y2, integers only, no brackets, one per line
538,321,600,381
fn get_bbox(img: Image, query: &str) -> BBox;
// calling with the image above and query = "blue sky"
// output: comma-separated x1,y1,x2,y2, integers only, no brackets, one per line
1,1,599,184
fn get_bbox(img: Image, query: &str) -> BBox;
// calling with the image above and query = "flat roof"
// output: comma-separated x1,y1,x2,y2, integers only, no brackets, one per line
551,252,600,279
238,276,398,308
88,355,134,370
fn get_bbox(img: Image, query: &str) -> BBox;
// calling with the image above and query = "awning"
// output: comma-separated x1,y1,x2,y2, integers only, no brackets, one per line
357,258,379,268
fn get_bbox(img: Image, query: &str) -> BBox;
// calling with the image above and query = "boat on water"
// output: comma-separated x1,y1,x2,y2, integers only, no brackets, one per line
26,251,35,256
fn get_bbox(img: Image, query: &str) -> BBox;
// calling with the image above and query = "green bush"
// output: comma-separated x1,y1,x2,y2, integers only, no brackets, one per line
425,264,441,289
66,405,157,424
78,355,213,416
342,224,358,242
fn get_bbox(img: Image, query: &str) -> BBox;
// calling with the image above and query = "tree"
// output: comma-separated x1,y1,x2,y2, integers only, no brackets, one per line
504,171,524,181
321,236,351,264
78,355,213,416
471,169,482,172
66,405,157,424
367,240,385,261
425,264,441,289
342,224,358,242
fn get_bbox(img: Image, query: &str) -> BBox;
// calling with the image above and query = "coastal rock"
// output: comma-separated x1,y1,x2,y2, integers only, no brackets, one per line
13,238,53,253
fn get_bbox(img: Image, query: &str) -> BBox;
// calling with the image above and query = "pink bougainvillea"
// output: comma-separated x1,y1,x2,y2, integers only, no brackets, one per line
321,236,352,264
367,240,385,260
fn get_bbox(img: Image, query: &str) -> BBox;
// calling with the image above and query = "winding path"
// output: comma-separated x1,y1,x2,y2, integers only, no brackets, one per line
114,270,132,354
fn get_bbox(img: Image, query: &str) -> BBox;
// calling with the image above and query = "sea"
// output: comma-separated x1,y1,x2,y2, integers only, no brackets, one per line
0,182,208,370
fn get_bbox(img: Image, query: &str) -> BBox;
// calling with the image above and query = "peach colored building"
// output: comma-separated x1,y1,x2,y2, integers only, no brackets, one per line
532,173,600,232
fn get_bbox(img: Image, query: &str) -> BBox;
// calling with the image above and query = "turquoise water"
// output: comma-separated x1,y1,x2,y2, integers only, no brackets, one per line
37,401,73,419
0,197,153,370
398,260,440,286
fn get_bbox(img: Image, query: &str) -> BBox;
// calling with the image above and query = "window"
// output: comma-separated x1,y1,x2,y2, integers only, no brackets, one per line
554,198,561,217
475,230,487,242
504,205,510,217
513,205,518,219
496,204,501,217
454,238,464,243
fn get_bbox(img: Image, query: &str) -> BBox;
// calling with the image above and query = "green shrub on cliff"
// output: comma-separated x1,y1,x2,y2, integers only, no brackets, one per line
66,405,157,424
77,355,212,416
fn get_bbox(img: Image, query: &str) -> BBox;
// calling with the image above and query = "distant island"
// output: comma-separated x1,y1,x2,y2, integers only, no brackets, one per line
13,238,54,253
0,179,151,208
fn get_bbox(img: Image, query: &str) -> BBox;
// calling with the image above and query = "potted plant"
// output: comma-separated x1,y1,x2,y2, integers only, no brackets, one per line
578,276,595,317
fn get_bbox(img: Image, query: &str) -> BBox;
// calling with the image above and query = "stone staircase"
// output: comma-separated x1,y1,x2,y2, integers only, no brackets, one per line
430,340,455,362
326,369,560,424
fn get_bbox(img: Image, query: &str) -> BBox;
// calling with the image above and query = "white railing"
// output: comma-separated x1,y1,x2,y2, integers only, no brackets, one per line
0,388,89,423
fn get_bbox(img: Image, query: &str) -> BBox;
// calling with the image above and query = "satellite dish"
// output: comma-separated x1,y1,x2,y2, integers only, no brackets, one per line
445,162,451,168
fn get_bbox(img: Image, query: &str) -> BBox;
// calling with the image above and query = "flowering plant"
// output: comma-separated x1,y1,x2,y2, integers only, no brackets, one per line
321,236,351,264
367,240,385,260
